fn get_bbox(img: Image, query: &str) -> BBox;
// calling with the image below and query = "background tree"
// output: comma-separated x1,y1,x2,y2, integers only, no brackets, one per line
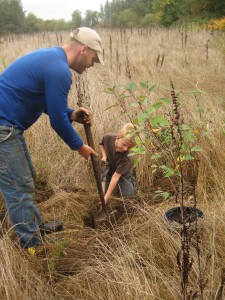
71,9,82,28
114,8,139,27
0,0,25,33
23,13,43,32
152,0,180,27
83,10,101,28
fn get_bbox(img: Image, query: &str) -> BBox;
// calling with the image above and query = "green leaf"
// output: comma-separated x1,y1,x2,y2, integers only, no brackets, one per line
174,170,181,176
132,118,139,125
155,190,163,194
191,90,204,95
160,97,171,105
118,93,130,99
145,137,151,145
151,164,158,168
124,82,137,93
151,115,169,127
162,192,170,199
151,153,161,159
134,137,142,146
140,81,149,89
184,154,194,160
184,130,195,142
137,114,148,124
191,145,202,152
104,104,119,111
161,165,174,177
106,86,115,94
154,190,169,199
139,96,149,105
145,107,156,115
133,157,140,167
149,84,157,92
181,124,190,130
130,101,139,108
152,102,163,110
131,147,145,155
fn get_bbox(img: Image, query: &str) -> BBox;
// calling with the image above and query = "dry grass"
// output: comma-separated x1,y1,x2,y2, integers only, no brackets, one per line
0,27,225,299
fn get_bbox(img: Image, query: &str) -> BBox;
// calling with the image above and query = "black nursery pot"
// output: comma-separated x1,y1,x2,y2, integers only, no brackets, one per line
164,206,204,225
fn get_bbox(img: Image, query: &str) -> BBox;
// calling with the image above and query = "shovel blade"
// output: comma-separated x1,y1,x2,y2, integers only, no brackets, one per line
93,208,118,229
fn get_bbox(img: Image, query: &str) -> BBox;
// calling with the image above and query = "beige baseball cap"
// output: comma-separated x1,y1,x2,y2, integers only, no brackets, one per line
70,27,104,65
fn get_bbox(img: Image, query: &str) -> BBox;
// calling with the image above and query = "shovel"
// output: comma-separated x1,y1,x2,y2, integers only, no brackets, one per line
82,122,117,228
83,122,107,212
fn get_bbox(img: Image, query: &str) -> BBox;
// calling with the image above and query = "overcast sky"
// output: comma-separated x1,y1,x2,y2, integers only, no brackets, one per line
22,0,107,21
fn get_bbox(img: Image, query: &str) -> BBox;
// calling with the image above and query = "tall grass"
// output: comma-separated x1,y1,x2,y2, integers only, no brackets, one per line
0,27,225,299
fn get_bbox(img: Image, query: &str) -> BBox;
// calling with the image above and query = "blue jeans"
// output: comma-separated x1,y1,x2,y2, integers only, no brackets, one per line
0,125,42,248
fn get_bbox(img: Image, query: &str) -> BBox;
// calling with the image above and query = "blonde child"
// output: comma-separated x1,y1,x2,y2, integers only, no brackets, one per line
99,123,137,204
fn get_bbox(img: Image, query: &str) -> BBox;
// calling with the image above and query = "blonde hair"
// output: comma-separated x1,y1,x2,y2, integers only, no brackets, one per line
118,123,137,148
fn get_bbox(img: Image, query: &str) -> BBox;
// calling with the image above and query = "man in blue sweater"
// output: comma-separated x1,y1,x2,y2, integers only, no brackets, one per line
0,27,104,249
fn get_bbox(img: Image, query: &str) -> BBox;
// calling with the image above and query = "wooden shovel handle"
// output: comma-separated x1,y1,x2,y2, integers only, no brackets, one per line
83,124,107,212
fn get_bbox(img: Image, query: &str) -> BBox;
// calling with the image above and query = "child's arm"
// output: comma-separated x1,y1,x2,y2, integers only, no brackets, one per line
100,145,107,162
104,172,121,204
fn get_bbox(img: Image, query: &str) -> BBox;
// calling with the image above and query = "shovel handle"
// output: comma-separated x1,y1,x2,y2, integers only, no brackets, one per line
83,124,107,213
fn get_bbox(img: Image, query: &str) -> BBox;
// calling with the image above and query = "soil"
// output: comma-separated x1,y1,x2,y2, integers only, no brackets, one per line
35,180,54,203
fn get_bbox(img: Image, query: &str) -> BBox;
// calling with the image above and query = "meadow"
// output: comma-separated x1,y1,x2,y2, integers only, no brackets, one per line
0,27,225,300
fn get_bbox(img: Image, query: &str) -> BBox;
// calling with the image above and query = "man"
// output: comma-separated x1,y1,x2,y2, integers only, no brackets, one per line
0,27,104,249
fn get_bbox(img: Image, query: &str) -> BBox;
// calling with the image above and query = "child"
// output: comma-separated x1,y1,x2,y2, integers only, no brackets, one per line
99,123,137,205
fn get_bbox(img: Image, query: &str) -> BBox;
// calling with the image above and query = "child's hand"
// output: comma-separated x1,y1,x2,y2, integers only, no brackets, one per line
101,157,108,164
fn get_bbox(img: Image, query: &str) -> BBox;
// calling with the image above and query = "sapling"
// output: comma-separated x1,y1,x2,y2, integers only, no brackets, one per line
106,79,207,299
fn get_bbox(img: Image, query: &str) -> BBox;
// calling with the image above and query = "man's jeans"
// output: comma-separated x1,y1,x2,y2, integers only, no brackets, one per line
0,125,42,248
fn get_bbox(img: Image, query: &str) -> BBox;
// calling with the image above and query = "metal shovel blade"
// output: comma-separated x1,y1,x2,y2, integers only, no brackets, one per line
93,207,118,229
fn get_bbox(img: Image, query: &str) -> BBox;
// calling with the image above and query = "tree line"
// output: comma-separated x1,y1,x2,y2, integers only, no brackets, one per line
100,0,225,27
1,0,225,34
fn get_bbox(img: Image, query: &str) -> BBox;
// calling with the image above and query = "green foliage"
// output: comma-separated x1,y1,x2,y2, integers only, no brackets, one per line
71,10,82,28
83,10,101,28
106,80,205,201
152,0,180,26
99,0,225,28
0,0,25,34
24,13,44,32
114,8,139,27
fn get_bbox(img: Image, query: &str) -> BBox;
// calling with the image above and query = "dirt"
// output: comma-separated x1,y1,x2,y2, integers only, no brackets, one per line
35,180,54,203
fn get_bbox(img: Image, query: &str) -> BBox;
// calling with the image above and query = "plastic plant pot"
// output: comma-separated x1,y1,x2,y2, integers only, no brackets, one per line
164,206,204,230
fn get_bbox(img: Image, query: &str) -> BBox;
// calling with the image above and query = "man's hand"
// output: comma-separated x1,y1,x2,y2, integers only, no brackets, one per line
71,107,93,125
78,144,98,160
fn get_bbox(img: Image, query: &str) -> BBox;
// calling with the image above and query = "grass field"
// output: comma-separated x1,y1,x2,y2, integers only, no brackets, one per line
0,27,225,300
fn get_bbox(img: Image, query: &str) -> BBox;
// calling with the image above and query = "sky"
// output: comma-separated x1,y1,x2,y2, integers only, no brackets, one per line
22,0,107,21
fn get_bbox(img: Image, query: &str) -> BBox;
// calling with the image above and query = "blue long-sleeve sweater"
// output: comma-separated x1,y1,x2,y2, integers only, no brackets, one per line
0,47,83,150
